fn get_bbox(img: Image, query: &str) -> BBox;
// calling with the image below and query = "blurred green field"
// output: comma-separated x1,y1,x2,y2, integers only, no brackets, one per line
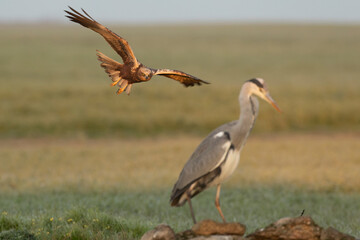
0,24,359,138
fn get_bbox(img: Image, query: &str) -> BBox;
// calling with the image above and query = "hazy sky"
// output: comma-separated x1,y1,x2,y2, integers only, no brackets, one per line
1,0,360,24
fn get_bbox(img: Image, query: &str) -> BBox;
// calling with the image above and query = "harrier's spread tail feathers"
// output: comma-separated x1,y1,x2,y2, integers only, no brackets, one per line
96,50,121,81
96,51,132,95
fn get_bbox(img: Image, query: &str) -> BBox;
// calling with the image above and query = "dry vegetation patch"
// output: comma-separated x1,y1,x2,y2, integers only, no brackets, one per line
0,133,359,192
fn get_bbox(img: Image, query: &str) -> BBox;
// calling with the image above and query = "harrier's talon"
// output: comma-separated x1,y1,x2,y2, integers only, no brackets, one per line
111,78,122,87
111,78,125,87
116,80,128,95
119,80,128,89
116,88,125,95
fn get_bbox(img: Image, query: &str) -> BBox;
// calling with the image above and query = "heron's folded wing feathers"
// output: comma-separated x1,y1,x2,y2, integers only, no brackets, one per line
173,132,232,191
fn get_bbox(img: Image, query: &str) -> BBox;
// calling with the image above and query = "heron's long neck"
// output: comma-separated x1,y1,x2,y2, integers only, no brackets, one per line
232,94,258,151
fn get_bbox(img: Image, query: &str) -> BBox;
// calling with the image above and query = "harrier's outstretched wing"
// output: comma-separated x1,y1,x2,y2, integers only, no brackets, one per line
154,69,209,87
65,6,138,66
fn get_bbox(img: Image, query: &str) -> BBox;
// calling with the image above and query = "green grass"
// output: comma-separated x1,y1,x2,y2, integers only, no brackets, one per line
0,24,360,138
0,188,359,239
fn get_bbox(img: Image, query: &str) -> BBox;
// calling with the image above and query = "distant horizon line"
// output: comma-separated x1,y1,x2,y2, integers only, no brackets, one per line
1,19,360,26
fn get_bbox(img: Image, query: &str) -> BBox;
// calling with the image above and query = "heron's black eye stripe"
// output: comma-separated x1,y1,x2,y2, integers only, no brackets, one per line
248,78,264,89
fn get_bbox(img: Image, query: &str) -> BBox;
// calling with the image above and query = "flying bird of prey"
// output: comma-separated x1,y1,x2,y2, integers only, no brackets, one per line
65,7,209,95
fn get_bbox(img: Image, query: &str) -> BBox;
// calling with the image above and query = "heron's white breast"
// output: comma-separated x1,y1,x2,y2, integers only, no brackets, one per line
211,149,240,186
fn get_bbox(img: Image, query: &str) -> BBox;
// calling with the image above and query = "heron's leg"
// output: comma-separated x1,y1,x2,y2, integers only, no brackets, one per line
186,191,197,224
215,184,227,223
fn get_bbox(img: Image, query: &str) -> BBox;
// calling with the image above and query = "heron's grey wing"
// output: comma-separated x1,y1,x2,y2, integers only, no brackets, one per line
173,131,232,191
65,7,138,66
153,69,209,87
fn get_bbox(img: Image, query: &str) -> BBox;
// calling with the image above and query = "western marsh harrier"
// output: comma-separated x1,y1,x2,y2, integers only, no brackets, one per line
65,7,209,95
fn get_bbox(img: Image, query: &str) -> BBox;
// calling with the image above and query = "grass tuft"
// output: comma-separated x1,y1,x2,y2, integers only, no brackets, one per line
0,229,35,240
0,214,21,232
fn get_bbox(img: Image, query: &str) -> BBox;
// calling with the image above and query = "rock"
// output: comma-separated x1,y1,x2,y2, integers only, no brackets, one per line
141,224,176,240
176,229,197,240
192,219,246,236
246,216,322,240
190,235,244,240
320,227,356,240
142,216,357,240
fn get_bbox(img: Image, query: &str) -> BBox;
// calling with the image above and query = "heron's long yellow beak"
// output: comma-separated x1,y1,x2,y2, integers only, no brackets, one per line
264,92,281,113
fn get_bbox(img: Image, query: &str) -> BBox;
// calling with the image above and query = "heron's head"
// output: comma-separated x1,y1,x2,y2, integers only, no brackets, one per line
246,78,281,112
137,67,153,81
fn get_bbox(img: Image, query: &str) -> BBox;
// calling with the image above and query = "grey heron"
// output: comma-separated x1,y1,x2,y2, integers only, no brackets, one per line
170,78,281,224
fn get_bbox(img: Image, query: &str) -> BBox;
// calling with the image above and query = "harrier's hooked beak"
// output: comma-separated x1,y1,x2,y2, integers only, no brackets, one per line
264,92,281,113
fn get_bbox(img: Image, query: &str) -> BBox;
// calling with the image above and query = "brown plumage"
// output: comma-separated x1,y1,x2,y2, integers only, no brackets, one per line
65,6,209,95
